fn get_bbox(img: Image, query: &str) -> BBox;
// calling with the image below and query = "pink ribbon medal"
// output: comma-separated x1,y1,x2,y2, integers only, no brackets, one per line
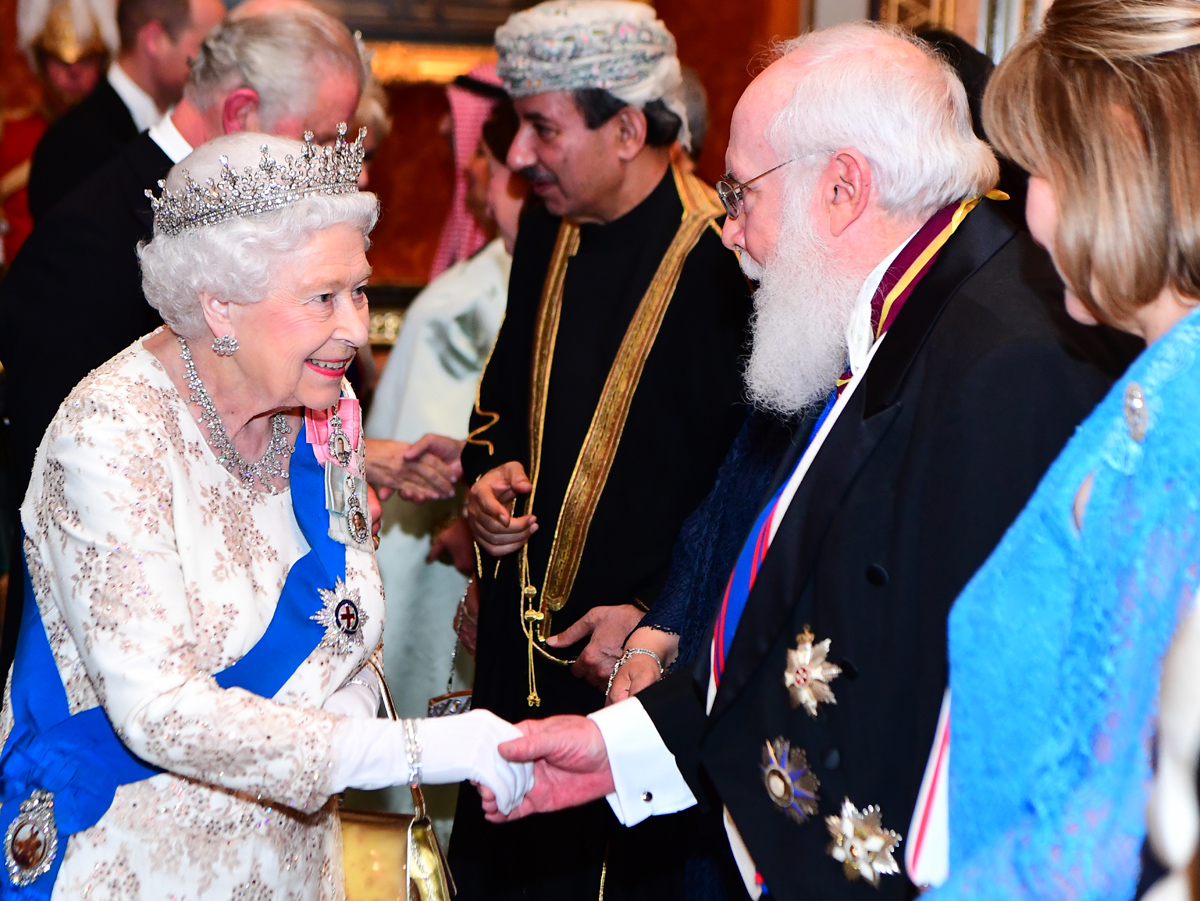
306,398,372,552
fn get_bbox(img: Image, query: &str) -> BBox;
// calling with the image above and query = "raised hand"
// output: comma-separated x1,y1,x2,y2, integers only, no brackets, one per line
545,604,646,689
467,461,538,556
479,715,615,823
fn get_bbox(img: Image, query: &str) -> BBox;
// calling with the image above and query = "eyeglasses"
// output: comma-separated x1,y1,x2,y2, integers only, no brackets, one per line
715,159,796,220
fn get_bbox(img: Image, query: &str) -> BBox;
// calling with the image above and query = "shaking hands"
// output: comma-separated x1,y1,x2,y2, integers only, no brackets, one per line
476,715,616,823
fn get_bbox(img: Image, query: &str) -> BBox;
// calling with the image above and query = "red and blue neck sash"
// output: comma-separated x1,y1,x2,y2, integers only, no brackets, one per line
710,198,980,689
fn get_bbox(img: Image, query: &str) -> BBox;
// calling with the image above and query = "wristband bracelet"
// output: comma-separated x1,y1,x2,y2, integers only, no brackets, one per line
605,647,666,696
403,718,422,787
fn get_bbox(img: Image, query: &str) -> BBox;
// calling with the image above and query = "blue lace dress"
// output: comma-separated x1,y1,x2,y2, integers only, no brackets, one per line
931,307,1200,899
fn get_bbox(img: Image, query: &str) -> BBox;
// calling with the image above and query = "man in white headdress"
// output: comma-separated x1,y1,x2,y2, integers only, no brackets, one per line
448,2,751,898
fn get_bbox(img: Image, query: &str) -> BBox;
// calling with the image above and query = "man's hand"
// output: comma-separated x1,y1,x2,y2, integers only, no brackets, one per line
606,626,679,705
547,604,645,689
365,437,461,503
467,461,537,556
479,715,615,823
427,515,476,574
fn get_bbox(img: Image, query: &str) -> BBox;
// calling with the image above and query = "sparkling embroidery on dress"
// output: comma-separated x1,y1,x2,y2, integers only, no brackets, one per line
11,341,383,899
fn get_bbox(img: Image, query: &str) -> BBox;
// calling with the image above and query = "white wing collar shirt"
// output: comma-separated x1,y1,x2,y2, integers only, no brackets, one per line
148,112,193,164
590,232,914,900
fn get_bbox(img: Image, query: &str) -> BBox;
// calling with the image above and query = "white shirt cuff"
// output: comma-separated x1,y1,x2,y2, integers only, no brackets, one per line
588,698,697,826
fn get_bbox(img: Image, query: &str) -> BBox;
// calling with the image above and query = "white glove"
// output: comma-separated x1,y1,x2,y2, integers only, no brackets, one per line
322,677,381,719
329,710,534,816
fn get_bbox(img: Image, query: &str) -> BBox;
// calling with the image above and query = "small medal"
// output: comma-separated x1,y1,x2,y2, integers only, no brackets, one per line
825,798,902,886
327,411,353,468
312,577,368,655
760,737,820,824
324,462,373,552
784,627,841,717
344,480,370,546
4,789,58,887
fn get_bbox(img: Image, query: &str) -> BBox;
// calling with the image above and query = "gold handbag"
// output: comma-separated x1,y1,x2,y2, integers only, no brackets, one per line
341,662,457,901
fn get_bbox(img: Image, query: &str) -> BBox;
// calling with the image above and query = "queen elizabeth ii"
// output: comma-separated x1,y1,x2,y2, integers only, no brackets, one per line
0,128,531,898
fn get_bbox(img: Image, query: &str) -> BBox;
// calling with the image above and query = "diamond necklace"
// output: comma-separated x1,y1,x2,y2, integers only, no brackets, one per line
177,335,292,493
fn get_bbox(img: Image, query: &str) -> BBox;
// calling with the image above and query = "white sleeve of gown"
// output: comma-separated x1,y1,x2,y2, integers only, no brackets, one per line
24,385,345,813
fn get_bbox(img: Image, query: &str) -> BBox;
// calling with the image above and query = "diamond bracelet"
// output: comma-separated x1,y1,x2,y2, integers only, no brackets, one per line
605,647,665,696
403,718,422,787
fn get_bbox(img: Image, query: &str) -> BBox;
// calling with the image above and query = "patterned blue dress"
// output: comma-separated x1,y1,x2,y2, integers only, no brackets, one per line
932,307,1200,899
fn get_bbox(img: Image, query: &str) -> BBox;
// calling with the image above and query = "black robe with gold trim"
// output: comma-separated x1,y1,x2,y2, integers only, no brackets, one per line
450,168,750,899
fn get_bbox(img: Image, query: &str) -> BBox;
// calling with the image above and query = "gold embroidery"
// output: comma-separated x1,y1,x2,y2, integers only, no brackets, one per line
518,165,722,704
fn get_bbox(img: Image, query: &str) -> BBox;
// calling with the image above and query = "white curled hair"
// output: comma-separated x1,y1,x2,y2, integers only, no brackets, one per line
138,133,379,339
768,23,998,220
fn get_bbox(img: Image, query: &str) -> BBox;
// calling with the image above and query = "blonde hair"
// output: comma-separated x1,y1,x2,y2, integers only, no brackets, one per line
984,0,1200,324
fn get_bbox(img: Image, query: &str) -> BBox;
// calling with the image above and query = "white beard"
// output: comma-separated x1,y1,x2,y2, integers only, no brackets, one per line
742,206,866,417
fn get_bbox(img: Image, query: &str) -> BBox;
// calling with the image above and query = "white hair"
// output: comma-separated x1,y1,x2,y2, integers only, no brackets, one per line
139,133,379,339
186,6,363,130
767,23,998,220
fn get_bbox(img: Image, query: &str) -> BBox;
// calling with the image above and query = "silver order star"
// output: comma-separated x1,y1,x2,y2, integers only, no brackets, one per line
311,577,368,655
760,738,820,824
783,628,842,717
825,798,902,886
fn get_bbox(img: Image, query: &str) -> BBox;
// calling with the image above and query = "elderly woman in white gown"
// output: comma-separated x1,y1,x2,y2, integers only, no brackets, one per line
0,128,530,899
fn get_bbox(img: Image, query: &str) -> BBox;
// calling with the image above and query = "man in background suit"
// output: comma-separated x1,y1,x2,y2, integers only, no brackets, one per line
477,24,1121,900
26,0,225,220
0,2,363,674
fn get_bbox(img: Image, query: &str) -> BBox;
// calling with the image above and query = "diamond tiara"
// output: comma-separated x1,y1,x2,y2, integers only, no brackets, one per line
146,123,367,237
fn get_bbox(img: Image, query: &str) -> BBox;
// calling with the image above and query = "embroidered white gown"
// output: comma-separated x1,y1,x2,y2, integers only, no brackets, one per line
2,340,385,900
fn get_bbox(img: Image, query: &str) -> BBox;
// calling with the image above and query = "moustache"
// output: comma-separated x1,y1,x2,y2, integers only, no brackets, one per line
520,166,558,187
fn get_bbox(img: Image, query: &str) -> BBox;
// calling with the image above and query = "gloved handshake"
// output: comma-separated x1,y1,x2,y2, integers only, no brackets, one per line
330,707,534,815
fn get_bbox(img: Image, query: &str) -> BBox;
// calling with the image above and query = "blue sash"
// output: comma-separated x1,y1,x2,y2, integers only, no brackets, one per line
0,423,346,896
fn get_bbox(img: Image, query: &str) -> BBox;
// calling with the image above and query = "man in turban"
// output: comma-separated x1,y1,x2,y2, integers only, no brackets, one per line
449,1,751,897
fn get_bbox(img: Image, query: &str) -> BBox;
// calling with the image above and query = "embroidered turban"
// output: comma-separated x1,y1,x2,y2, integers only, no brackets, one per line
494,0,691,150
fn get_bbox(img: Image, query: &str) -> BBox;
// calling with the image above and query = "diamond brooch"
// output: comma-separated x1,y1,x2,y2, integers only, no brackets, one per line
312,577,368,655
5,789,58,886
784,628,842,717
825,798,902,886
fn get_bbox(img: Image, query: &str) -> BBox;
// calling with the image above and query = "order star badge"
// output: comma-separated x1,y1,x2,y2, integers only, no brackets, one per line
784,627,842,716
760,737,820,824
825,798,902,886
311,577,368,655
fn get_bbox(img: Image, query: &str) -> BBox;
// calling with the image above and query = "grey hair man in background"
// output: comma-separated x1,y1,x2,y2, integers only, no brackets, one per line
476,22,1121,901
0,1,363,674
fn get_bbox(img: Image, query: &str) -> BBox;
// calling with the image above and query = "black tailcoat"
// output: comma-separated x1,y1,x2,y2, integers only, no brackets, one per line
638,199,1117,901
0,131,169,673
27,78,139,221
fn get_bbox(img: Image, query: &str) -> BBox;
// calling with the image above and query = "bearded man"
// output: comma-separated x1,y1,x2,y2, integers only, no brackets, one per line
478,24,1123,901
449,1,750,897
